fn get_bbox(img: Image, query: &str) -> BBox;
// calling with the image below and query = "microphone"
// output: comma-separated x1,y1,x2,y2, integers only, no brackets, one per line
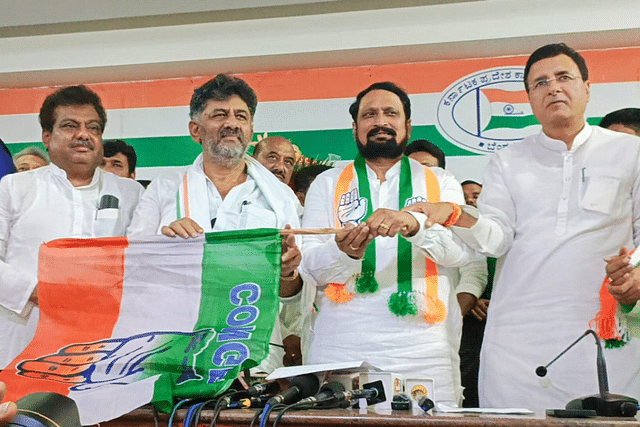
417,395,435,412
332,379,387,406
247,381,280,397
536,329,638,417
266,374,320,406
296,382,346,407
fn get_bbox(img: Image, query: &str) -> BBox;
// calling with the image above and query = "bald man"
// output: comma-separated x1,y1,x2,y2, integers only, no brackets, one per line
252,136,296,184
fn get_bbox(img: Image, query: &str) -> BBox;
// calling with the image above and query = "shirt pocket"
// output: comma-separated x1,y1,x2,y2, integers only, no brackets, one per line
579,168,622,215
239,204,277,229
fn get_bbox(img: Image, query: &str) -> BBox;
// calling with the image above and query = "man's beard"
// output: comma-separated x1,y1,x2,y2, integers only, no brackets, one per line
203,128,248,165
356,126,408,159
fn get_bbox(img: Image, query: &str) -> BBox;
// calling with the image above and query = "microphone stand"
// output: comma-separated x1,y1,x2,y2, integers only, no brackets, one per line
537,329,638,417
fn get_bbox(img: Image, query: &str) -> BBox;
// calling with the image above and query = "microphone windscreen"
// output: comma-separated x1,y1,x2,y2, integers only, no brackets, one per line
9,392,81,427
289,374,320,399
535,366,547,377
320,382,345,393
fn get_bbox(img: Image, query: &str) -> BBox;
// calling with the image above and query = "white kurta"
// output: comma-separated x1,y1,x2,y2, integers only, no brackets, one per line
127,154,302,374
300,158,472,405
0,164,144,368
453,124,640,411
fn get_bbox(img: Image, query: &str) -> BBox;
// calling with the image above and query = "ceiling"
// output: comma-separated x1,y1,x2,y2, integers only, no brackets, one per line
1,0,639,89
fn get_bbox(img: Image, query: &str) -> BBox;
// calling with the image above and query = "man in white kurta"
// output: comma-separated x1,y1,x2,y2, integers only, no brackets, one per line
407,43,640,411
127,74,303,374
300,82,474,405
0,86,144,368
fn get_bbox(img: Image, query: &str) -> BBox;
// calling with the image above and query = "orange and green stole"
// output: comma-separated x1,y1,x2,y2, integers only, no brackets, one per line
326,155,446,323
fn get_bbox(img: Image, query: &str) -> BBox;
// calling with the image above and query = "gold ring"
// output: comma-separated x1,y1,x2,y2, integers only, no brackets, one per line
379,223,390,230
349,245,359,251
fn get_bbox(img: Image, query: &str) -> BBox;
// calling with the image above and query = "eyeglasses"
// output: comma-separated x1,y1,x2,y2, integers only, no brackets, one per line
530,73,579,92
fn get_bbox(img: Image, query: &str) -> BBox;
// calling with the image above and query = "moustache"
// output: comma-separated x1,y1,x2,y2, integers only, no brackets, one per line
70,140,94,150
367,127,397,139
219,128,243,138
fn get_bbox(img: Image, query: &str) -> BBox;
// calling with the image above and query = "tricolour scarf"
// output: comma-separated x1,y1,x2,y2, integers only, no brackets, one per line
592,248,640,348
326,155,446,323
175,154,297,231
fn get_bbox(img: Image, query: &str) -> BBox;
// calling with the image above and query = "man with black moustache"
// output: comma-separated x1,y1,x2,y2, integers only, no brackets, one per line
297,82,472,405
0,86,143,369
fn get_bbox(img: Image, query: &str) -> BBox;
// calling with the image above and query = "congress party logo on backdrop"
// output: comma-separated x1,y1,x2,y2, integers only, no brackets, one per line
436,66,539,154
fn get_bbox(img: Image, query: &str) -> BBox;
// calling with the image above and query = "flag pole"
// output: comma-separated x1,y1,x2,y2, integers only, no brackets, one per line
280,227,341,235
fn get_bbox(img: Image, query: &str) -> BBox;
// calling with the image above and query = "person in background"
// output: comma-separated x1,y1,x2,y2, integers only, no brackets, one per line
252,136,296,185
292,163,333,206
277,162,334,366
0,139,16,179
458,179,493,407
599,107,640,136
101,139,137,179
13,147,50,172
405,140,488,407
405,139,445,168
460,180,482,209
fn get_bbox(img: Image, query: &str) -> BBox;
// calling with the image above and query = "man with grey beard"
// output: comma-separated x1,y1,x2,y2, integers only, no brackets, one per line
127,74,303,374
298,81,475,406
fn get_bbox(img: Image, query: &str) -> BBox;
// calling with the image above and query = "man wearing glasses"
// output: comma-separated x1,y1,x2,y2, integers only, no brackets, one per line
406,43,640,411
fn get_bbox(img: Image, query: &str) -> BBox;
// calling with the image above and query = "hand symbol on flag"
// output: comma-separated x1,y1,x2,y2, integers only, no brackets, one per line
338,188,367,226
16,330,216,391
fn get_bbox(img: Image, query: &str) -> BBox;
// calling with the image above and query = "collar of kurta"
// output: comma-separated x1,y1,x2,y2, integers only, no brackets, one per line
539,122,592,153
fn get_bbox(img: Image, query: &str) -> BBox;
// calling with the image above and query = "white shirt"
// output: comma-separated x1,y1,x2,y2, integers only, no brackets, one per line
453,124,640,411
127,154,302,374
0,164,144,367
127,160,295,236
300,158,472,405
454,256,489,299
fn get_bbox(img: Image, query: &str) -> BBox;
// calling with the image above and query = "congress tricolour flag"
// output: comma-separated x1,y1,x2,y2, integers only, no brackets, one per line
0,229,282,424
480,88,538,139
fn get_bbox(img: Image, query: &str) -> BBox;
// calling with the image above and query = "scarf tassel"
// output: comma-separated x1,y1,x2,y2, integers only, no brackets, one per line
325,283,354,303
356,271,379,294
591,277,628,348
423,296,447,324
388,291,418,316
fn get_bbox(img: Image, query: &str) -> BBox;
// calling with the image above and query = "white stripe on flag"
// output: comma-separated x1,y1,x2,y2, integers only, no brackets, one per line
113,235,204,336
70,375,161,425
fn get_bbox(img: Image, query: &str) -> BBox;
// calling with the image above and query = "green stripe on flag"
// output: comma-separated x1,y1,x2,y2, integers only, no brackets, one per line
151,229,282,410
483,115,539,131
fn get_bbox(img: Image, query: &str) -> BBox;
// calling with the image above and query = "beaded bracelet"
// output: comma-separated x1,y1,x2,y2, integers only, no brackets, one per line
442,202,462,227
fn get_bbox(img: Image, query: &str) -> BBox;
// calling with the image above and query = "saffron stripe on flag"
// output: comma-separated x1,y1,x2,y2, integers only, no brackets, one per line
481,89,529,104
0,237,128,400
